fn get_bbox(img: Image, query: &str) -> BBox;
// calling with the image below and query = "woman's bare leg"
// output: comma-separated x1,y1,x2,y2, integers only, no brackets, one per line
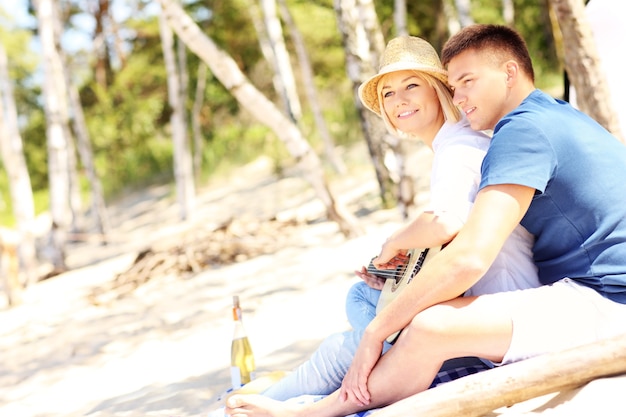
227,293,514,417
364,294,513,405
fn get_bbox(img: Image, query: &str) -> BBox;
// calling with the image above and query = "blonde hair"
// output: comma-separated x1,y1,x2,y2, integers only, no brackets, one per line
377,70,461,138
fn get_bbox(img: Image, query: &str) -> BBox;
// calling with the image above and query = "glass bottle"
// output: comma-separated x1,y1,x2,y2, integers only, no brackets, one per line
230,295,255,389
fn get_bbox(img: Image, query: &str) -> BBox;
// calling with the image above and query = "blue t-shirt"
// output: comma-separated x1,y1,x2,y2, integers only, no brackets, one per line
480,89,626,303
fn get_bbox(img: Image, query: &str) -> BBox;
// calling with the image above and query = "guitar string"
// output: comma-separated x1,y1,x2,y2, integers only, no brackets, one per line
366,264,408,280
366,252,427,280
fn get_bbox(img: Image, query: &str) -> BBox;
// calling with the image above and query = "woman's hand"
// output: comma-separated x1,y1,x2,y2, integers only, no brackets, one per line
354,266,385,290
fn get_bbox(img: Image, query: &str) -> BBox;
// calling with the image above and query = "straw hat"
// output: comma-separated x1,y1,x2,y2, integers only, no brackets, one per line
358,36,448,116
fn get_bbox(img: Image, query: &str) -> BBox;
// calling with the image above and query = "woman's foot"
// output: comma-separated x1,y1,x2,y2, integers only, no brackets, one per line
225,394,300,417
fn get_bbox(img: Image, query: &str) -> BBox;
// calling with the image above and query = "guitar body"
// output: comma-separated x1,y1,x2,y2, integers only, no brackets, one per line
370,247,441,343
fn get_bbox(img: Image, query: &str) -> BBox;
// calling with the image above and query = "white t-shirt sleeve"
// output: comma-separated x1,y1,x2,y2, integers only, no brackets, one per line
427,140,486,224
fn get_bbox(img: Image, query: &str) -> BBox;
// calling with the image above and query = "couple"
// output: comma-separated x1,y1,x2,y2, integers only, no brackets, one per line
224,24,626,417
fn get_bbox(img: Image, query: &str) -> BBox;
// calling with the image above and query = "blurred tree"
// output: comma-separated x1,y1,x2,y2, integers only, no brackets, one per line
548,0,623,142
394,0,408,36
191,62,208,184
277,0,346,174
55,0,112,244
0,0,569,231
33,0,71,273
63,61,111,243
334,0,398,214
260,0,302,122
502,0,514,25
455,0,474,27
158,0,362,238
92,17,172,187
159,4,195,221
93,0,114,89
0,41,38,292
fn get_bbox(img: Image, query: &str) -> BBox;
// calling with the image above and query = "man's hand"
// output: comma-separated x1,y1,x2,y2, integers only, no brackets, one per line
339,331,384,406
373,248,409,270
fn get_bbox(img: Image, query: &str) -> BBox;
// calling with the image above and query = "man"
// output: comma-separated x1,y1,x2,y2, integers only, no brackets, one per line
225,25,626,417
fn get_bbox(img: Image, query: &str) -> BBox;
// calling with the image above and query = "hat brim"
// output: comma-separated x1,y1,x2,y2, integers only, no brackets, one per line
358,63,448,116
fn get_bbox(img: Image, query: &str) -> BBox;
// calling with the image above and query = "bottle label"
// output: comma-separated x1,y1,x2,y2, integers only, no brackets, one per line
230,366,242,389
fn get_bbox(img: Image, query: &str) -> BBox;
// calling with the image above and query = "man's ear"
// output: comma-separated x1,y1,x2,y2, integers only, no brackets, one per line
504,60,519,84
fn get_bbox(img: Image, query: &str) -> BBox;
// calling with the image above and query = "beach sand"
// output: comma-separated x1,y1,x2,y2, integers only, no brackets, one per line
2,143,625,417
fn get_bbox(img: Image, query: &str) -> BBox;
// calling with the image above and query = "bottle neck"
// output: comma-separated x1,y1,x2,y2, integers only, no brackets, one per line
233,306,242,322
232,306,247,339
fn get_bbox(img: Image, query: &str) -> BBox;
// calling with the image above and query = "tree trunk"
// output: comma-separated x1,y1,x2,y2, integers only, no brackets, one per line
34,0,70,273
277,0,347,175
442,0,461,35
159,7,196,221
334,0,399,213
394,0,408,37
0,42,38,291
157,0,361,238
454,0,474,27
260,0,302,123
106,0,127,70
502,0,515,25
61,48,111,244
176,19,196,216
191,62,208,184
548,0,623,142
52,0,83,236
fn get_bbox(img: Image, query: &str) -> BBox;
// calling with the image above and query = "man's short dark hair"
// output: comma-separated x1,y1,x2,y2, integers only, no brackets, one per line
441,24,535,82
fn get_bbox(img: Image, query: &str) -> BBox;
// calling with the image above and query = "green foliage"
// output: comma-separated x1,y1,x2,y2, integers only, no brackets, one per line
202,123,278,177
472,0,560,79
513,0,562,86
202,0,263,72
288,0,346,82
20,110,49,190
100,136,174,195
0,9,46,193
0,0,567,224
77,14,172,197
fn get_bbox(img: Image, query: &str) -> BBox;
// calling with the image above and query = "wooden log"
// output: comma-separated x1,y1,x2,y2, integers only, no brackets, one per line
369,333,626,417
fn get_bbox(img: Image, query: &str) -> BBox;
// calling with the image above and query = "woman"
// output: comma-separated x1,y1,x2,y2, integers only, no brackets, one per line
221,35,539,417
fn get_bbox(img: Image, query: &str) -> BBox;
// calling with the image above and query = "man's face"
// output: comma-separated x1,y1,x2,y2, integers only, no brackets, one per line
447,50,510,131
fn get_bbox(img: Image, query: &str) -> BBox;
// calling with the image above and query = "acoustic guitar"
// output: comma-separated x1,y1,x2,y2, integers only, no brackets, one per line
367,247,441,343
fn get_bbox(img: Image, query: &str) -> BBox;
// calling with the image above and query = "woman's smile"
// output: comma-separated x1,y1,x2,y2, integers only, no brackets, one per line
397,109,418,119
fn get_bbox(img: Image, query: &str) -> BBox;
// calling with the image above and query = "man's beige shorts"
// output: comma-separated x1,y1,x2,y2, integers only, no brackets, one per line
498,278,626,365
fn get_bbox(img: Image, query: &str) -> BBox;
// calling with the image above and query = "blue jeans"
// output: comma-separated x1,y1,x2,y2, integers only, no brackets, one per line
262,282,391,400
345,281,381,331
261,282,492,400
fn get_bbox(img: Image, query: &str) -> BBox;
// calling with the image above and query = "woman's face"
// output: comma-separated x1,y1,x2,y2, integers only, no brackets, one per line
379,70,445,141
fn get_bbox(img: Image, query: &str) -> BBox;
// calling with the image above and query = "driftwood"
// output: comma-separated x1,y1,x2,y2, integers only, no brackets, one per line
87,216,304,305
370,333,626,417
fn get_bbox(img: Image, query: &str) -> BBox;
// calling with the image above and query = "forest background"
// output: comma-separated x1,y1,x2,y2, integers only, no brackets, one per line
0,0,563,221
0,0,621,301
2,1,626,416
